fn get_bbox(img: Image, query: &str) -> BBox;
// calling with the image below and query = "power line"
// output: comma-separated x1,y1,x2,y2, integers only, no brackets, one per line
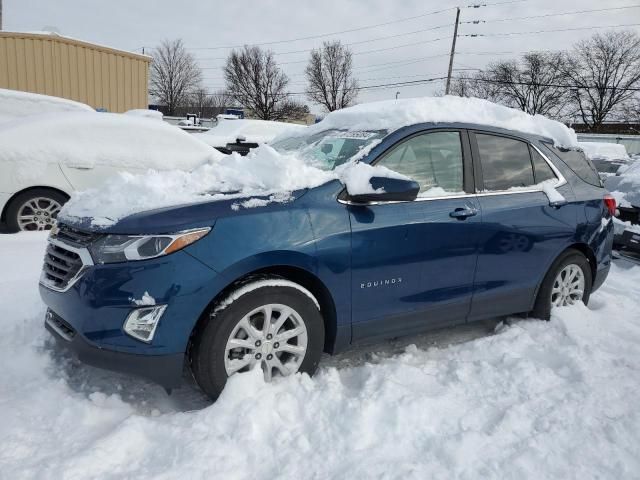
454,76,640,91
459,22,640,37
186,7,455,51
464,0,529,7
461,4,640,24
193,24,452,60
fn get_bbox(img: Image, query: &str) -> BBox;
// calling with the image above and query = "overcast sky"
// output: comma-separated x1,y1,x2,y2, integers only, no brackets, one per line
4,0,640,113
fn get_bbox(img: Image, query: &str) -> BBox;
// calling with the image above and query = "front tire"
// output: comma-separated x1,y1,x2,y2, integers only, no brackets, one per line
531,249,592,320
190,278,325,400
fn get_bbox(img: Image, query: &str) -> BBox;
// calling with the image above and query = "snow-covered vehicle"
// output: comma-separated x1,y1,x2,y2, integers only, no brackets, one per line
42,96,615,400
0,88,94,125
579,141,632,175
605,158,640,256
0,94,222,232
197,118,305,155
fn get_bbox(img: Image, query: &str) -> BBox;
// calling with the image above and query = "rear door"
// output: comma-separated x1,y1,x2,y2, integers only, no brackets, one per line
468,131,576,320
349,129,482,341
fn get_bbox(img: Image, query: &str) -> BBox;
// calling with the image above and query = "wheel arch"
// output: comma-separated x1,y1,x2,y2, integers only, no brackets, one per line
189,263,339,356
1,185,71,223
532,242,597,307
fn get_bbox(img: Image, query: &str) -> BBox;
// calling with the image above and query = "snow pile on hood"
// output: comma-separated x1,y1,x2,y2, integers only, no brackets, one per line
579,142,629,160
2,233,640,479
0,88,94,124
59,145,337,226
301,96,579,147
0,111,223,172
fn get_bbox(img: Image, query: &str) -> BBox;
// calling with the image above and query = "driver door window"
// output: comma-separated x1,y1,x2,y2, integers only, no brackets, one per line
376,131,465,196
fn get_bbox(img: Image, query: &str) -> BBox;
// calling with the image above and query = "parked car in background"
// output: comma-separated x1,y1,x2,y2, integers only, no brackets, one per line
197,118,305,155
604,158,640,256
0,108,222,232
40,97,615,400
0,88,94,124
579,141,631,176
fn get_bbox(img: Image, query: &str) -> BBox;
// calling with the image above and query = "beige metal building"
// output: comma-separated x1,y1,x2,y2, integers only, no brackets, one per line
0,31,150,112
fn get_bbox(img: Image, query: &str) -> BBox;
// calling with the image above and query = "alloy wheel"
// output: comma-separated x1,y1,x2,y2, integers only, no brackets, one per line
17,197,62,231
551,264,585,307
224,303,308,381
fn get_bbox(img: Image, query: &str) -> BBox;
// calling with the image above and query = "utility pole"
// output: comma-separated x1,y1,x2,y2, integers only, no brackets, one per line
0,0,3,31
445,7,461,95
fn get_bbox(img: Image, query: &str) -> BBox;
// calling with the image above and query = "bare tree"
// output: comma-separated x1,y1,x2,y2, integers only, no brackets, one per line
190,87,214,114
622,95,640,123
563,30,640,130
305,41,358,112
486,52,571,118
210,89,231,110
150,39,202,115
224,46,304,120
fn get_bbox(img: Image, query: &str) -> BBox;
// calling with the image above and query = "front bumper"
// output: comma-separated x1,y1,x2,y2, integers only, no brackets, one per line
45,309,185,388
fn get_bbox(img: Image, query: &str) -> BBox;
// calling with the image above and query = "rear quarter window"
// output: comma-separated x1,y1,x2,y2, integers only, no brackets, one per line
542,142,602,187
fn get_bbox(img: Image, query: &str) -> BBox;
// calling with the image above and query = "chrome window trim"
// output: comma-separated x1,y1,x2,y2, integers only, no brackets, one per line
40,237,94,293
338,141,567,206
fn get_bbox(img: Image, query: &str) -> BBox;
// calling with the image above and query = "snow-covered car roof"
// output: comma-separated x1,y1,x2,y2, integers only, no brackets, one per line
303,96,579,147
124,109,164,120
0,88,95,124
197,119,306,147
579,142,629,161
0,111,224,171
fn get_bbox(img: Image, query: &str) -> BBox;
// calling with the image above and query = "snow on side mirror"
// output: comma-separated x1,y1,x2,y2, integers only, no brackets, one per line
347,176,420,203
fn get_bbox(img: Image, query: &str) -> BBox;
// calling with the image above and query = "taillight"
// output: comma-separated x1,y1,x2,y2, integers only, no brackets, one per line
603,194,616,216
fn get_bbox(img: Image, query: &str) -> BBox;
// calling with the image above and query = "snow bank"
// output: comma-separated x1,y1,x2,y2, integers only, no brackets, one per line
1,233,640,479
0,112,222,173
304,96,579,147
579,142,629,160
0,88,94,123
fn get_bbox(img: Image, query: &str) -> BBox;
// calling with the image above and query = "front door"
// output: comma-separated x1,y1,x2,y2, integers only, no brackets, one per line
349,129,482,342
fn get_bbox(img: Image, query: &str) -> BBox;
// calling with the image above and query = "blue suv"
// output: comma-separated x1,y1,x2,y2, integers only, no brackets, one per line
40,121,615,399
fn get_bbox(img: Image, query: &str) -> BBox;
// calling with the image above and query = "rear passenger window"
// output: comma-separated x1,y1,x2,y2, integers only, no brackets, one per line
475,134,534,191
543,143,602,187
530,148,557,183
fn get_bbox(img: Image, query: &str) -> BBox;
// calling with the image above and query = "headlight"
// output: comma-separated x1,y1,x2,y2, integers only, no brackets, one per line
89,227,210,264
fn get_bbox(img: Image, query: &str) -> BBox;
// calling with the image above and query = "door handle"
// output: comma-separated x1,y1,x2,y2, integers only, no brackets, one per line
449,207,478,220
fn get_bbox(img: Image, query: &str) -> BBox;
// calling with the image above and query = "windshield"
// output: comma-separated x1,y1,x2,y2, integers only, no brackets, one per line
271,128,388,170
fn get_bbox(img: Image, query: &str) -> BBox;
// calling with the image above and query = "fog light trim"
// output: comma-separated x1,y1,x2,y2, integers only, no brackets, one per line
123,305,167,343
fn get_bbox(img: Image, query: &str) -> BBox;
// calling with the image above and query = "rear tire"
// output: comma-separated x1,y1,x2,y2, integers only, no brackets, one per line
531,249,592,320
190,277,325,400
5,188,68,232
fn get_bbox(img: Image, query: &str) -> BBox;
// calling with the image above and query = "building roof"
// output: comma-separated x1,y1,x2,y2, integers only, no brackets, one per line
0,31,151,62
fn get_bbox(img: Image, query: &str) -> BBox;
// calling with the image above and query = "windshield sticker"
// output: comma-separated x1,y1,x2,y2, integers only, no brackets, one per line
330,131,378,140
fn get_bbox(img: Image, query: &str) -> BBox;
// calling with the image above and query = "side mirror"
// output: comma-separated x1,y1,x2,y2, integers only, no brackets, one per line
236,135,246,143
347,176,420,203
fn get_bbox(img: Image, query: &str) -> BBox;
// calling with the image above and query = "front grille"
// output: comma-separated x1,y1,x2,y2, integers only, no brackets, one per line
42,242,85,290
55,224,98,247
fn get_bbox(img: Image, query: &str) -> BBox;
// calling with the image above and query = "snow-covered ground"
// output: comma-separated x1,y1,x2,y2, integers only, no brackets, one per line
1,232,639,479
